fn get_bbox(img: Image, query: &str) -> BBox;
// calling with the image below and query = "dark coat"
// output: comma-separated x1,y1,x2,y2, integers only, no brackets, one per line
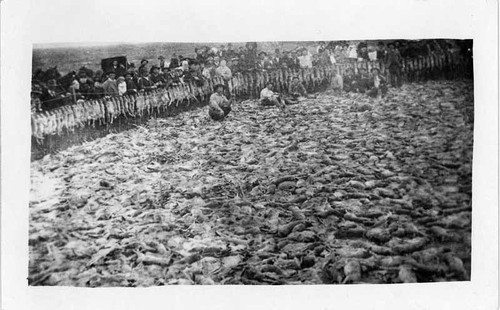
169,58,180,69
126,79,138,93
137,76,154,91
150,73,165,85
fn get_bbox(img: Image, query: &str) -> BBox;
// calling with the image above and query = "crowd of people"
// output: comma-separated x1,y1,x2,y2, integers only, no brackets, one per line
31,40,471,113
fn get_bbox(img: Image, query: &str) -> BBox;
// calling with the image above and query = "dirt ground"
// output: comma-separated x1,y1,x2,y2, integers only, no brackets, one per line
29,80,473,286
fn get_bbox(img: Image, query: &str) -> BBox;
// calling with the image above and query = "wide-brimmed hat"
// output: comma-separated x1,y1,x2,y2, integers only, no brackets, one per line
106,70,116,75
141,59,149,64
158,56,165,59
31,84,43,95
370,67,381,73
213,83,226,90
258,51,267,56
128,63,136,68
117,76,125,82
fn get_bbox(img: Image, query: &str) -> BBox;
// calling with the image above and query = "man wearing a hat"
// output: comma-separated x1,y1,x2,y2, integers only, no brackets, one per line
137,69,155,92
169,53,180,70
208,84,232,121
125,72,138,95
355,67,371,93
215,60,232,81
138,59,149,75
376,42,387,61
342,68,356,93
289,51,301,70
357,42,369,61
31,84,43,113
158,56,166,70
257,51,271,70
195,48,207,63
298,49,313,69
126,63,138,84
149,66,165,88
183,60,204,87
260,82,286,110
110,59,127,77
102,71,119,96
77,71,95,98
385,42,402,87
39,79,64,109
278,50,292,69
288,76,307,100
330,69,343,93
244,42,258,68
230,57,241,73
224,43,238,59
366,67,388,98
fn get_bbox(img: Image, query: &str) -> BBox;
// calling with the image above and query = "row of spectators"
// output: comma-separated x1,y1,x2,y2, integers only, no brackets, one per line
31,40,470,112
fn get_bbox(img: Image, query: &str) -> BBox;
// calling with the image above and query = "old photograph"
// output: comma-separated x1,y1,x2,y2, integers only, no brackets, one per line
29,39,474,286
2,0,498,309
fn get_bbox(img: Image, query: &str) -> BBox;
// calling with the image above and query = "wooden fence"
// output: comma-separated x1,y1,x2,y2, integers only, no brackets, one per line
31,53,472,160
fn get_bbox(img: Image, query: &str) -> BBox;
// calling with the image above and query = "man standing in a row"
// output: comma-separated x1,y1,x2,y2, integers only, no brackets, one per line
102,71,119,96
385,42,403,87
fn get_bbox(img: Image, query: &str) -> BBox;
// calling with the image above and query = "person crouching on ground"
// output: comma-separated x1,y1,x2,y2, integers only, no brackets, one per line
366,67,388,98
357,67,371,93
260,82,286,109
330,69,343,93
209,84,232,121
287,76,307,103
343,68,356,92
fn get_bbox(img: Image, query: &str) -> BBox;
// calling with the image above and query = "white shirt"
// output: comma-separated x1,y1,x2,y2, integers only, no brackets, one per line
348,47,358,58
215,65,232,80
118,81,127,95
202,68,211,79
298,54,313,68
209,92,230,112
260,88,277,100
330,54,336,64
368,51,377,61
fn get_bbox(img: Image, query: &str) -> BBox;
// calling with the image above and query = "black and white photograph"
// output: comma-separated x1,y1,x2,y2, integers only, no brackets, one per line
1,0,498,309
29,39,474,286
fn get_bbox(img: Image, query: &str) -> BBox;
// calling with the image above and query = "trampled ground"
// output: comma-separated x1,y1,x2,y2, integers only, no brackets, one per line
29,80,473,286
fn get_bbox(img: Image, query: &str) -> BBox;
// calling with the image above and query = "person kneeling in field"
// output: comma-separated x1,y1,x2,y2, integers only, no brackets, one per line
209,84,232,121
260,82,286,109
287,76,307,103
330,69,343,93
366,67,388,98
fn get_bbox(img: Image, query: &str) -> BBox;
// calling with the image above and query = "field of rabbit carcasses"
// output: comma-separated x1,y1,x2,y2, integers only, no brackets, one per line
29,80,473,286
